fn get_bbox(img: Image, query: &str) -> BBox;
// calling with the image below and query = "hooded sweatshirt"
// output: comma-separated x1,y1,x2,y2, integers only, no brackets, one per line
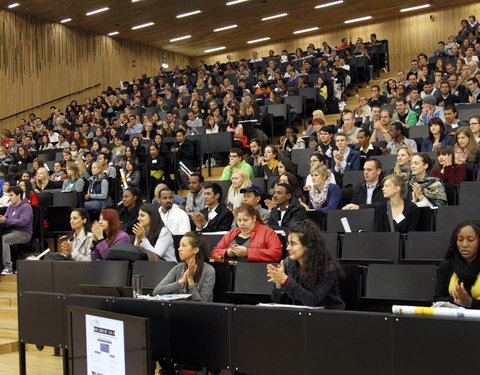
4,198,33,238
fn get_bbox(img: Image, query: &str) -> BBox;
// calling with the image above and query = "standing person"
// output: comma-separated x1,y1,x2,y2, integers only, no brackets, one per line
153,232,215,302
90,209,131,260
267,220,345,309
132,203,176,262
0,186,33,274
434,219,480,309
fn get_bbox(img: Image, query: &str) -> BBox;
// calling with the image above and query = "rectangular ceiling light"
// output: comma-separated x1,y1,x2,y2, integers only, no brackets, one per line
131,22,155,30
176,10,201,18
60,18,72,23
344,15,372,24
108,31,119,36
261,13,287,21
247,37,270,44
400,4,430,12
293,26,319,34
205,46,226,53
226,0,248,5
169,35,192,42
8,2,20,8
213,24,238,32
315,0,343,9
86,7,109,16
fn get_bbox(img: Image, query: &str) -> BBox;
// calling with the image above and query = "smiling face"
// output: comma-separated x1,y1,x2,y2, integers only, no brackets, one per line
457,225,479,263
287,232,307,263
410,155,428,177
137,209,151,230
396,149,411,167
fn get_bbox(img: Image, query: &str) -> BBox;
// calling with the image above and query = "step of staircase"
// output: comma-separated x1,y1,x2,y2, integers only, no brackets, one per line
0,275,19,355
0,283,17,293
0,338,18,355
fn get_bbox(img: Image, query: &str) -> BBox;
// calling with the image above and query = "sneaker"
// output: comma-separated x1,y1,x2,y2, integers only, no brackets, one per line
1,268,13,275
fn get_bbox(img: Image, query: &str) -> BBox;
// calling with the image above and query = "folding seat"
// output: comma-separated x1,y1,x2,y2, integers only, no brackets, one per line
341,232,400,264
402,231,450,263
325,208,375,232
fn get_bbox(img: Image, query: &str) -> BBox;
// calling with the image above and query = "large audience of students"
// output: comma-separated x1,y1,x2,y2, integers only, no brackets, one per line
0,15,479,317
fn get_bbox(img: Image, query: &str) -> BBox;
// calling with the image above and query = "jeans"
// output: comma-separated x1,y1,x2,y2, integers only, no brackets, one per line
2,230,31,268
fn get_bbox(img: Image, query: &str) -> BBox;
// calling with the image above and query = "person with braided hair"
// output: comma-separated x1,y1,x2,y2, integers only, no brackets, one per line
267,219,345,309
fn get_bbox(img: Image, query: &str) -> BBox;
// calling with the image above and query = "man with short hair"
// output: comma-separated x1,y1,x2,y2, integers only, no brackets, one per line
186,109,203,128
407,87,423,112
330,132,362,174
240,184,270,223
220,148,254,181
435,81,460,107
341,111,361,145
152,183,185,209
392,98,418,127
97,153,117,179
22,136,37,152
386,122,418,154
416,95,445,126
355,129,382,167
433,41,447,57
81,122,94,139
368,85,388,107
171,129,195,170
421,81,436,98
355,96,371,122
267,183,307,230
463,78,480,103
247,139,263,167
315,126,335,158
407,59,420,78
361,104,381,133
250,51,263,63
185,173,205,214
158,187,191,235
0,186,33,275
192,183,234,232
443,105,467,133
407,74,424,92
447,74,466,100
343,158,385,209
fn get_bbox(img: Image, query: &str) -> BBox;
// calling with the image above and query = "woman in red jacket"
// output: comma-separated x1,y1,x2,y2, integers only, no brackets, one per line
211,203,283,262
431,146,467,184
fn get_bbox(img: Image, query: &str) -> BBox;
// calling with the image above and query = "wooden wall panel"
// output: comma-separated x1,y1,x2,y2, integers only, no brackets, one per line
0,10,192,130
199,4,479,74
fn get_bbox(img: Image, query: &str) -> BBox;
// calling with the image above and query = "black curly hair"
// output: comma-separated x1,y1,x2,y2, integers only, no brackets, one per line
288,220,342,290
445,219,480,259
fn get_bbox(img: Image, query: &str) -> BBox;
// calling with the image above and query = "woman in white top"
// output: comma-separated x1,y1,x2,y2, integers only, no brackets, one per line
304,152,336,190
132,203,176,262
227,169,251,209
0,181,11,208
58,208,93,261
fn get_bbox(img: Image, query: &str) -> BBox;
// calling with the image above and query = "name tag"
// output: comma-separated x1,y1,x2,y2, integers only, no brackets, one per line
394,214,405,224
152,159,157,164
451,124,458,129
127,177,131,182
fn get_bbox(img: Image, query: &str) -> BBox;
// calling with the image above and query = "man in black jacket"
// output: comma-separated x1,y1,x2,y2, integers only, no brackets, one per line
355,129,382,168
342,158,385,209
171,129,195,170
267,184,307,230
191,183,233,232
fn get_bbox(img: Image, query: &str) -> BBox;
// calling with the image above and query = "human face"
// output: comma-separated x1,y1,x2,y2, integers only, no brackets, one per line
311,171,326,187
440,83,450,95
236,212,256,235
243,191,260,207
21,172,30,180
189,176,202,193
229,152,241,167
371,107,381,120
122,190,136,208
437,153,452,167
430,123,441,135
18,181,26,192
381,178,400,199
263,147,274,161
457,225,479,263
342,114,355,129
357,132,369,147
278,175,289,184
397,149,411,167
231,172,243,188
137,210,151,230
395,101,406,114
457,133,469,148
126,161,133,172
70,211,86,231
273,186,290,206
467,81,478,93
469,118,480,135
277,162,286,175
335,135,347,151
410,155,427,177
380,111,391,126
444,109,456,124
250,141,260,155
204,188,219,206
363,161,381,184
98,214,109,232
309,156,321,168
178,236,198,262
286,233,307,263
91,163,100,175
36,170,46,180
149,146,158,157
160,190,174,211
176,132,185,144
54,163,62,172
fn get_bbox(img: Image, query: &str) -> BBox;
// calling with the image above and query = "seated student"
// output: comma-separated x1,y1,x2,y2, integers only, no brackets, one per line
279,126,305,151
191,183,234,232
62,162,85,192
385,122,418,154
330,132,362,175
299,165,341,212
259,145,280,177
185,173,206,214
84,162,113,211
267,219,345,309
390,145,414,180
304,152,336,189
240,184,270,223
355,129,382,168
470,115,480,144
49,208,93,261
392,98,419,127
18,180,38,206
158,187,191,235
454,127,480,168
267,183,307,230
123,160,141,189
211,203,283,262
410,153,447,207
97,152,117,179
50,161,67,181
421,117,455,152
90,209,131,260
227,169,251,210
0,186,33,274
434,219,480,309
117,187,142,235
151,183,186,210
416,95,446,126
431,146,467,184
33,167,55,192
219,148,254,181
343,158,385,208
132,203,176,262
153,232,215,302
0,181,11,208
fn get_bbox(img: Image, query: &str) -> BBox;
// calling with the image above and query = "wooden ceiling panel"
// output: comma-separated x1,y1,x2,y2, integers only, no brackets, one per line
0,0,470,57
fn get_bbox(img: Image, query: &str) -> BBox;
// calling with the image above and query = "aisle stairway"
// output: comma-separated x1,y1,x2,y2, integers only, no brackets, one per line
0,274,18,355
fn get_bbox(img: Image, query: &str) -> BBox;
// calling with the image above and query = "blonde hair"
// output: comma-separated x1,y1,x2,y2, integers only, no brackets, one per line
35,167,50,189
383,174,407,198
310,164,331,180
394,145,414,177
312,109,327,125
66,161,80,180
229,169,251,192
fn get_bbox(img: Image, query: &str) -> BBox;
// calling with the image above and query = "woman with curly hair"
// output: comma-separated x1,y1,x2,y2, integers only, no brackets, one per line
267,219,345,309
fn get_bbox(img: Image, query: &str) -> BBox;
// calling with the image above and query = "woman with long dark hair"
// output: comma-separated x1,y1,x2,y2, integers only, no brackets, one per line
90,208,130,260
132,203,176,262
431,146,467,184
421,117,454,152
267,219,345,309
434,219,480,308
153,232,215,302
56,208,93,261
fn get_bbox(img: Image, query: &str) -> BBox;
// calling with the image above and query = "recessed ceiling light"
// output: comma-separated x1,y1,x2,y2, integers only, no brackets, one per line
293,27,319,34
8,2,20,8
86,7,109,16
315,0,343,9
60,18,72,23
226,0,248,5
213,24,238,32
162,63,169,68
176,10,201,18
247,37,270,44
261,13,288,21
205,46,226,53
131,22,155,30
108,31,119,36
400,4,430,12
344,16,372,24
169,35,192,42
132,0,141,2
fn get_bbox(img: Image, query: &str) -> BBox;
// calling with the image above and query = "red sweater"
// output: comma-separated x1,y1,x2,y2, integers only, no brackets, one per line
211,223,283,262
431,165,467,184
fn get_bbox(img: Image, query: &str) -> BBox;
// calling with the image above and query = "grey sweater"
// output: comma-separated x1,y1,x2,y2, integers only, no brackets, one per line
153,263,216,302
